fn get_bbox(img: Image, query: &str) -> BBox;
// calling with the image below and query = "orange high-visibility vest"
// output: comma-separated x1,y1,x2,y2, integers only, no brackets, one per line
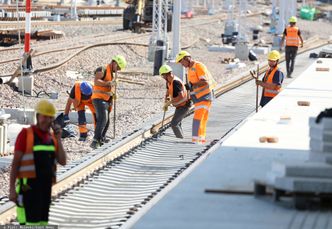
74,82,93,106
188,62,216,101
286,26,300,47
167,76,188,108
263,67,281,98
17,127,58,183
92,64,114,101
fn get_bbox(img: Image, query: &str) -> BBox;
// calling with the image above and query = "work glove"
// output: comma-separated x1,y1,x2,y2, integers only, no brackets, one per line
64,114,70,123
108,80,118,87
112,93,118,101
185,83,192,91
163,100,172,112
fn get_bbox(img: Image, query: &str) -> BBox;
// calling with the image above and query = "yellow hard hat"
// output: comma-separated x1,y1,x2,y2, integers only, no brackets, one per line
289,16,297,23
35,100,56,117
159,64,173,75
112,55,127,70
176,50,191,63
268,50,281,61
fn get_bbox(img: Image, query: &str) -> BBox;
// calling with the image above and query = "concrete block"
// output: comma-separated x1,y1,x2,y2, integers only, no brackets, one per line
310,117,332,130
250,46,270,55
66,110,95,124
310,126,332,142
208,45,235,52
4,108,36,125
310,138,332,153
18,75,34,95
274,176,332,193
308,151,332,164
271,162,332,179
235,43,249,61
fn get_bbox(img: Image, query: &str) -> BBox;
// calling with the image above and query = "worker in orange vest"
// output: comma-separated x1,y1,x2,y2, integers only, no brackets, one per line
280,16,304,78
159,64,191,138
9,100,66,226
90,55,127,149
64,81,96,141
256,50,284,107
176,51,217,144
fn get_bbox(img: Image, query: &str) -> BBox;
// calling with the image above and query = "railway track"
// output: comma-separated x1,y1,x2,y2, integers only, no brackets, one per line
0,40,330,226
0,17,123,29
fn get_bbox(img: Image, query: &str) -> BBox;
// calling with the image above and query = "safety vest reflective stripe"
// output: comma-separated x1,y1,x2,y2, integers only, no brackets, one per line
194,105,210,111
265,89,279,94
190,85,210,98
33,145,56,151
172,97,188,106
263,66,281,98
19,165,35,172
92,90,113,96
168,76,188,107
21,154,33,161
198,75,207,80
17,127,58,181
286,26,299,47
92,64,113,101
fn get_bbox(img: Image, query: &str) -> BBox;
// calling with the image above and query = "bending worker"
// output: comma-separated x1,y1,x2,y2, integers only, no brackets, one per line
256,50,284,107
90,55,127,149
160,64,191,139
176,51,216,144
64,81,95,141
280,16,303,78
9,100,66,226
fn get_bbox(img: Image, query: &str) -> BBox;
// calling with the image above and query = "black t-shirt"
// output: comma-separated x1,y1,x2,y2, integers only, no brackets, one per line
167,80,183,97
283,28,301,36
69,85,91,100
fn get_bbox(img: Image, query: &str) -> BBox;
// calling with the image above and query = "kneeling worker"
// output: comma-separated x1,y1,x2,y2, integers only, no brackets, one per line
160,64,191,139
256,50,284,107
64,81,96,141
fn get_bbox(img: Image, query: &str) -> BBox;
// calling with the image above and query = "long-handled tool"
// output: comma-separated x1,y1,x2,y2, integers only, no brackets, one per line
112,71,118,139
256,64,260,112
250,64,260,112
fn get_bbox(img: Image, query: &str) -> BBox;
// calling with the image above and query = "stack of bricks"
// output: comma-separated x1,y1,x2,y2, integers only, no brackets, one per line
309,117,332,164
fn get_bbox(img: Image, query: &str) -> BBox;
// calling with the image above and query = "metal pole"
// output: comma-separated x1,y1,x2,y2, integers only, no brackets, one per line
24,0,31,54
171,0,181,60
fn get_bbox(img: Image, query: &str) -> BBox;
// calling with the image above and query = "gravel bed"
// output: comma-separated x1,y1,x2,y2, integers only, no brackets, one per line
0,5,331,198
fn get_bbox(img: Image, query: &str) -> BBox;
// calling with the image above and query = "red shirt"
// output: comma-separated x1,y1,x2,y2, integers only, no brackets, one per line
15,125,53,152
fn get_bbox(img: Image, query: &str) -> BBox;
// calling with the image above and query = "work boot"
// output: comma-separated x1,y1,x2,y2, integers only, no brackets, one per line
102,137,111,144
64,114,70,124
90,140,102,149
78,136,87,142
287,73,292,78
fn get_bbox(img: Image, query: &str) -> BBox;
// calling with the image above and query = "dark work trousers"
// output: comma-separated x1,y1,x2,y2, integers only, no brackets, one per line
285,46,298,76
171,103,190,138
92,98,112,141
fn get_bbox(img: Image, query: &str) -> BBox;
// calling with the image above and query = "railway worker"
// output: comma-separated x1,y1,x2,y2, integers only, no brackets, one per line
280,16,304,78
159,64,191,139
176,51,217,144
90,55,127,149
64,81,96,141
256,50,284,107
9,100,66,226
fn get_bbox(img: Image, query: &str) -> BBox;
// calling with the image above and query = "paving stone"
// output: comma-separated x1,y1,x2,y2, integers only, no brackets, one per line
270,162,332,179
308,151,332,164
274,176,332,193
310,138,332,153
310,126,332,142
309,117,332,130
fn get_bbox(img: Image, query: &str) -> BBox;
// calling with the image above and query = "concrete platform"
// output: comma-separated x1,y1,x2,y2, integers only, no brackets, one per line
130,56,332,228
